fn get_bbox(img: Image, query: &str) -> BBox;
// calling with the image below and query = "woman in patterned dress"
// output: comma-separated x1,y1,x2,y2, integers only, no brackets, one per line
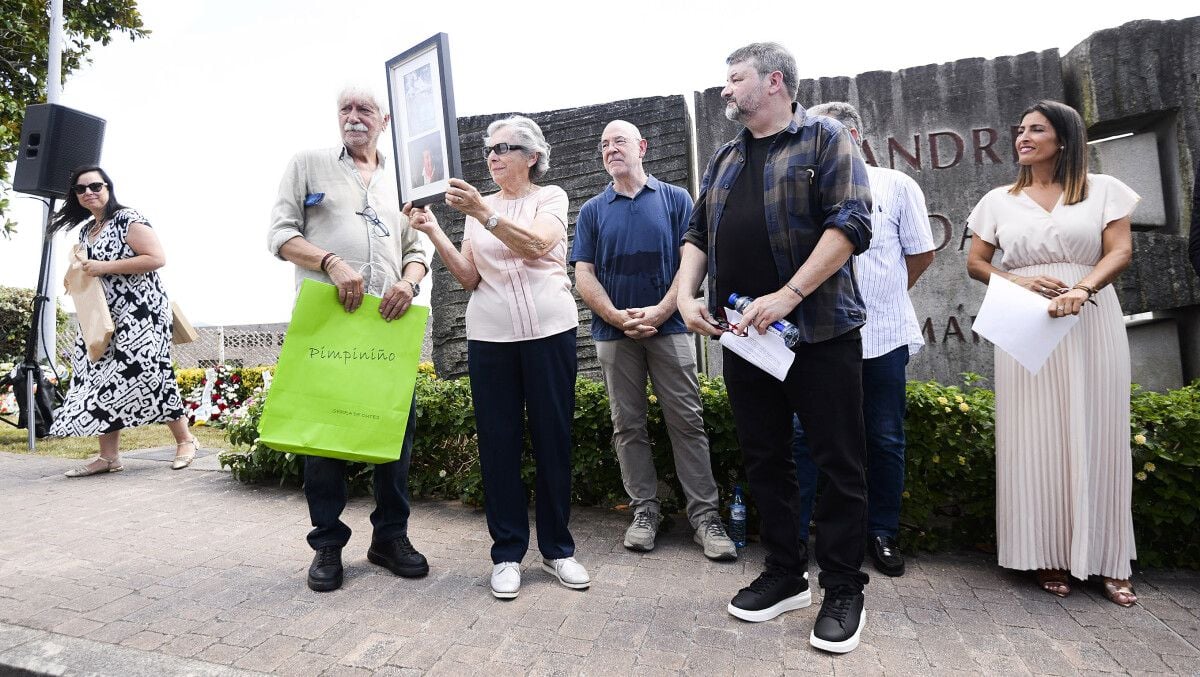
48,166,197,476
965,101,1139,606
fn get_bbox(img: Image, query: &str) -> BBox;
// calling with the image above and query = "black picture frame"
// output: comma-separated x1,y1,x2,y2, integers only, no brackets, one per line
385,33,461,208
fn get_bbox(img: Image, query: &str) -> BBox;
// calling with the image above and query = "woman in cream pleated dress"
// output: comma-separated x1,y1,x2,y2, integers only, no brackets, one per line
966,100,1139,607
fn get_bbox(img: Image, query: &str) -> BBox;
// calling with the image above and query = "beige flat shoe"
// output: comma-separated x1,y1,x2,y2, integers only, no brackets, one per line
65,456,123,477
172,436,199,470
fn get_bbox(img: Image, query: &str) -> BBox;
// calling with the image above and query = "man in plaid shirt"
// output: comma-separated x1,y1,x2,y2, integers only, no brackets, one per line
676,42,873,653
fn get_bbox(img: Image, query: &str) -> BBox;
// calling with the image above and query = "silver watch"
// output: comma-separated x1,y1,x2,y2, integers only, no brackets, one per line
484,213,500,231
403,279,420,296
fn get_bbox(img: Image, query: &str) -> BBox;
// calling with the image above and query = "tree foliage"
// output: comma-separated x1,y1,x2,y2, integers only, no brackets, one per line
1,0,149,238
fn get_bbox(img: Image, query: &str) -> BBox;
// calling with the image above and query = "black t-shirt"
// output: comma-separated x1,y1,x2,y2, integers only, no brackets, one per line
715,134,778,315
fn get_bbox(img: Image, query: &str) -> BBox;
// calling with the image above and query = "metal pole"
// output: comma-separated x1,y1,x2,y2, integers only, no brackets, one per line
38,0,64,376
21,2,65,450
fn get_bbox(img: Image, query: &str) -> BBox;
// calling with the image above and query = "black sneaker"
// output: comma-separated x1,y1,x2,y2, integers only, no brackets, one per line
727,570,811,622
869,535,905,577
307,546,343,592
809,585,866,653
367,535,429,578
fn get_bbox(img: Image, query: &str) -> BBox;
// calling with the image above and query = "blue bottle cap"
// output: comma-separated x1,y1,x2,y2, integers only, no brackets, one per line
727,293,740,305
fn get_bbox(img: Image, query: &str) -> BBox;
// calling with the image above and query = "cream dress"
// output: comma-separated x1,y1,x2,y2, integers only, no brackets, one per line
968,173,1140,579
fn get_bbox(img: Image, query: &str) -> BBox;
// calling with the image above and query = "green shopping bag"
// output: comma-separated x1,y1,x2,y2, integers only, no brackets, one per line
258,278,428,464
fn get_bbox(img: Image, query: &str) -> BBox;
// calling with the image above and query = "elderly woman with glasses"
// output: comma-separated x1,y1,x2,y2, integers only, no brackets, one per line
48,166,196,475
405,115,588,599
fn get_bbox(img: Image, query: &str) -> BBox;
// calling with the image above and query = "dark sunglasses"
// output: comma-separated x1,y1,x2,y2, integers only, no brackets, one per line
355,205,390,237
73,182,106,194
482,143,526,159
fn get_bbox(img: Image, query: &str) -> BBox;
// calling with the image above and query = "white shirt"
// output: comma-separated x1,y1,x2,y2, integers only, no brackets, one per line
857,165,936,359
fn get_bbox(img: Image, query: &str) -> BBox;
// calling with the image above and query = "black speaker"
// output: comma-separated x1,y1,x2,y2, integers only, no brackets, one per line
13,103,106,198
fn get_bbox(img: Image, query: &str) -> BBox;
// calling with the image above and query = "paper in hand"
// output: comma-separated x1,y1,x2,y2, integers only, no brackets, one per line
718,307,795,381
972,273,1080,374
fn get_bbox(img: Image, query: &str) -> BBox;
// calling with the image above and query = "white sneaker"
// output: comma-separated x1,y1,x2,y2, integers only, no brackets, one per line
542,557,590,590
491,562,521,599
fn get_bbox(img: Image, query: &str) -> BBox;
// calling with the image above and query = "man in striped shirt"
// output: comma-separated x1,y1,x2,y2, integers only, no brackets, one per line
794,102,936,578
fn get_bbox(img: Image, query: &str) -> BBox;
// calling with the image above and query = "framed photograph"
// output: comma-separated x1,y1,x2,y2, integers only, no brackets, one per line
385,33,462,208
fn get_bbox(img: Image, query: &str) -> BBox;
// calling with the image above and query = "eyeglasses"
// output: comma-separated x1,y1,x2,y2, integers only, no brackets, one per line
355,205,390,237
73,182,106,194
482,143,527,159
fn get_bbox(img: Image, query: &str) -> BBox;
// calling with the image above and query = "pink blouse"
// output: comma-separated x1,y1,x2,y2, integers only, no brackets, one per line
462,185,578,342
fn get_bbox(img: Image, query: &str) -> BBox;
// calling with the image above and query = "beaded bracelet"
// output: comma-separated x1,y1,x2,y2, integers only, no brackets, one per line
786,282,806,302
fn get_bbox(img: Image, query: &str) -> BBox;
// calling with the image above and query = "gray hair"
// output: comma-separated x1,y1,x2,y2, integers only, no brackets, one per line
807,102,863,134
486,115,551,180
336,84,387,115
726,42,799,100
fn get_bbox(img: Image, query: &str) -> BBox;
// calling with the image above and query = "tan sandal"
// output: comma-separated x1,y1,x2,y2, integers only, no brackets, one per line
1035,569,1071,598
65,456,123,477
172,436,199,470
1102,578,1137,607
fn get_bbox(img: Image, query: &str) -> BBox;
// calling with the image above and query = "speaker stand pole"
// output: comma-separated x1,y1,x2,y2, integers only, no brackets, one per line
26,0,66,449
23,199,57,450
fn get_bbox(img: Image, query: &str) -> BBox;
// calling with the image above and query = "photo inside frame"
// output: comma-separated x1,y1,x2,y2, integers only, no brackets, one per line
388,44,450,206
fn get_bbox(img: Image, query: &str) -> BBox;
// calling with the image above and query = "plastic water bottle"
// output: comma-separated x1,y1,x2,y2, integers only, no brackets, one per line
727,293,800,348
729,485,747,549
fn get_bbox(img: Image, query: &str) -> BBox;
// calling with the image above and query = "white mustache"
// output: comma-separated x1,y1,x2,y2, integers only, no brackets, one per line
343,122,369,132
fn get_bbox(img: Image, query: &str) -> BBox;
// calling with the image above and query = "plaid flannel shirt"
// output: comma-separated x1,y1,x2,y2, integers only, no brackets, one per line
683,104,873,344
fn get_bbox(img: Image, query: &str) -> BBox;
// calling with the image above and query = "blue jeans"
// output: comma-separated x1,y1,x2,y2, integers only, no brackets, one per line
304,397,417,549
793,345,908,540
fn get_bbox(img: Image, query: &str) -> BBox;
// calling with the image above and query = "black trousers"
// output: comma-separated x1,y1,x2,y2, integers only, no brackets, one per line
723,328,869,592
469,329,577,564
304,398,417,550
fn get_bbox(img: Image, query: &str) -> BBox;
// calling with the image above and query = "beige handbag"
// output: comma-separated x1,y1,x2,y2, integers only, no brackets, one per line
171,301,199,344
63,244,114,362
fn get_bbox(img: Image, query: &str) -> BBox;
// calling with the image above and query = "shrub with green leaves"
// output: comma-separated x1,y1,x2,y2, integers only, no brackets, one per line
1129,382,1200,568
901,374,997,552
219,365,1200,569
0,286,69,363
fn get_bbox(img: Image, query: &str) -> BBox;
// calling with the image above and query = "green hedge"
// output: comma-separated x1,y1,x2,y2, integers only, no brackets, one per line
0,286,69,363
218,368,1200,569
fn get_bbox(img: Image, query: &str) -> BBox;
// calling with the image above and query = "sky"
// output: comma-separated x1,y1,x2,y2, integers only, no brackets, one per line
1,0,1195,326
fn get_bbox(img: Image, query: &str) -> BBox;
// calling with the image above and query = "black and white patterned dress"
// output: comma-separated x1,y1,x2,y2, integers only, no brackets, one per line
50,208,185,437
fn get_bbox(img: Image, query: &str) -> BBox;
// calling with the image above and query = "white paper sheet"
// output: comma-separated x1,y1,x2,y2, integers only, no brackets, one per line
718,308,795,381
972,274,1080,375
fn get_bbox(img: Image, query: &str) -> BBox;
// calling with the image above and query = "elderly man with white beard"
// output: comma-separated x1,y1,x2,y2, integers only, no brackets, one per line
267,85,429,592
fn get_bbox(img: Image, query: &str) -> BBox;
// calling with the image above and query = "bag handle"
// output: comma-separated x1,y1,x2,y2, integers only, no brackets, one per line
339,258,397,297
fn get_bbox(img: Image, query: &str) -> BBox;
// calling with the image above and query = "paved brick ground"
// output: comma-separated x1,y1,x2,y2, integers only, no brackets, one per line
0,450,1197,676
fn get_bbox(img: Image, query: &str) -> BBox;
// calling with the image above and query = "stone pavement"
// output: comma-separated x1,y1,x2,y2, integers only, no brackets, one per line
0,450,1197,676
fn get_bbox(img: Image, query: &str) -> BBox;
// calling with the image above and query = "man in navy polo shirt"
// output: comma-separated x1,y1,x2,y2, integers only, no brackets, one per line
571,120,736,561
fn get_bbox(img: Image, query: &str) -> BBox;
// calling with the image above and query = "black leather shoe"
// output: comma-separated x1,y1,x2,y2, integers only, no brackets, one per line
367,535,429,578
810,585,865,653
307,546,343,592
868,535,905,577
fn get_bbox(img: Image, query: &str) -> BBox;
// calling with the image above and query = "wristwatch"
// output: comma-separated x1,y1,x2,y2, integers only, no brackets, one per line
484,213,500,231
402,279,420,296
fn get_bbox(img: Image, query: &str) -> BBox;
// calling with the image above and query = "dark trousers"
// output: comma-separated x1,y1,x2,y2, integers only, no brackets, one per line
723,329,869,592
793,345,909,540
469,329,577,564
304,398,417,550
